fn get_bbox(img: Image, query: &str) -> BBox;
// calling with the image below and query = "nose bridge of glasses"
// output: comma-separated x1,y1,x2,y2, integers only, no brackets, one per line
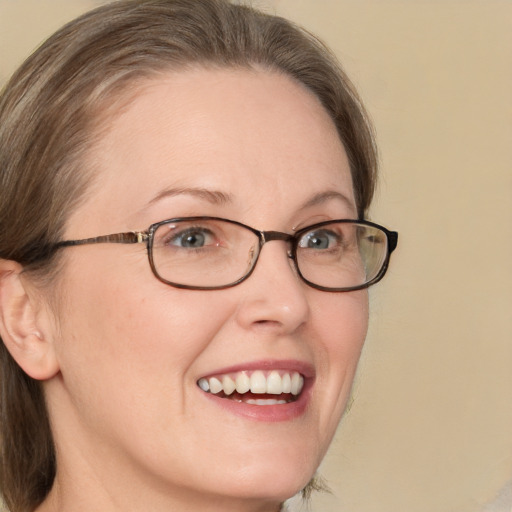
260,230,295,257
261,230,293,243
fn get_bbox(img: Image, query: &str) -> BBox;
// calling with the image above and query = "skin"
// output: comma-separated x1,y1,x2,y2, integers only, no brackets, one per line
15,68,369,512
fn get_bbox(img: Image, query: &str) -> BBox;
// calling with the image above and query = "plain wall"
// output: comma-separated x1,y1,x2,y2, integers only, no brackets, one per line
1,1,511,511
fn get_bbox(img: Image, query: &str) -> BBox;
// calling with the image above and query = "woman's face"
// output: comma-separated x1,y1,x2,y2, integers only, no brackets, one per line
45,68,369,510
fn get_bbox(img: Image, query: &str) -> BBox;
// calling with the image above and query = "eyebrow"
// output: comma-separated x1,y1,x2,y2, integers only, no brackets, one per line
146,186,234,207
141,186,355,217
299,190,356,213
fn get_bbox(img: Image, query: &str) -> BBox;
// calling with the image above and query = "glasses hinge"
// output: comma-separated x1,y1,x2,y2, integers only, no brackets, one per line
136,232,148,243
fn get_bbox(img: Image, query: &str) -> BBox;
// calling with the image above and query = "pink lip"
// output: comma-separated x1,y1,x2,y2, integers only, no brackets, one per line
197,359,315,423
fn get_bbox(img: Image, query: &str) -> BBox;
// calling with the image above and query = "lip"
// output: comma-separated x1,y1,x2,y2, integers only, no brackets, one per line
197,359,315,422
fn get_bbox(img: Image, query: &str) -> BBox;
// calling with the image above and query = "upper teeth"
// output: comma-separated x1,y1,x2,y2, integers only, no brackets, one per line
198,370,304,396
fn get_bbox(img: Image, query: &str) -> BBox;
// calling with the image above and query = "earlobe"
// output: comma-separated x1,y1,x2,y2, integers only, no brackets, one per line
0,260,60,381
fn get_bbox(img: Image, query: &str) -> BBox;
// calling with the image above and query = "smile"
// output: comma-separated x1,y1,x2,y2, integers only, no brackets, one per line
197,370,305,405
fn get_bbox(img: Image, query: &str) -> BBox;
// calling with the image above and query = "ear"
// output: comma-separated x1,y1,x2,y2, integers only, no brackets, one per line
0,260,60,380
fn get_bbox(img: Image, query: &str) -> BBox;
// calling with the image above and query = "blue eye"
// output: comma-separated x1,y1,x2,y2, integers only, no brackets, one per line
170,228,213,248
299,229,340,250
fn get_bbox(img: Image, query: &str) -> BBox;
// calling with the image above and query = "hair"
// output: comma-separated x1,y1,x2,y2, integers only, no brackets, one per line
0,1,377,510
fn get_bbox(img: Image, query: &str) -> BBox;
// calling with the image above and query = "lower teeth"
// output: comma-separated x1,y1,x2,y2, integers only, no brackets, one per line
221,391,295,405
245,399,288,405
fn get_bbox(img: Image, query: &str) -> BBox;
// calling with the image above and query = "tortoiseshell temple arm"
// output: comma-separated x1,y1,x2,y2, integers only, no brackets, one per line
56,231,149,247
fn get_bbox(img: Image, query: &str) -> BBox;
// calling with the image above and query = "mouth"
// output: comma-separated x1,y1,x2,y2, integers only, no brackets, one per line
197,370,305,406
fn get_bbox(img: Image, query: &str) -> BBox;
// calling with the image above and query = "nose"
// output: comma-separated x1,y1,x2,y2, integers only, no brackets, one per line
235,240,310,334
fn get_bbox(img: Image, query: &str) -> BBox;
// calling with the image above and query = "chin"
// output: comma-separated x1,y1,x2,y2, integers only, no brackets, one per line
215,451,320,504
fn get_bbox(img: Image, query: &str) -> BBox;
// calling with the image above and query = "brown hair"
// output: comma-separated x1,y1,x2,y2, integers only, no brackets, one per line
0,1,377,510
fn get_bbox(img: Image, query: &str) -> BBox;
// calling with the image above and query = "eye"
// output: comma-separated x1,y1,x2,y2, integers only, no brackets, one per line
299,229,340,250
168,227,216,249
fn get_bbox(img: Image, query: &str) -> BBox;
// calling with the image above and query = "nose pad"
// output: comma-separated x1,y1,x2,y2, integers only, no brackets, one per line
245,247,258,274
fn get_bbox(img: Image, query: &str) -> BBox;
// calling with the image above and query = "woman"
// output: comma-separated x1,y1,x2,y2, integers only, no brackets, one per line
0,1,397,511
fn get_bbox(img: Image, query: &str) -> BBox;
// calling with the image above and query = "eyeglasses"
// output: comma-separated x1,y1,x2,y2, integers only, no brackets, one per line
56,217,398,292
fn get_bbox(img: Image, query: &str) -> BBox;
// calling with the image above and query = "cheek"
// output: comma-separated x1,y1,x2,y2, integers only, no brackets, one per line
52,254,235,420
50,276,238,477
313,289,369,362
59,283,230,376
310,290,368,433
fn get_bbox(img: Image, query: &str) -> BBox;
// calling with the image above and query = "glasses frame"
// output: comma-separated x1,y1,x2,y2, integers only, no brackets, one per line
56,217,398,292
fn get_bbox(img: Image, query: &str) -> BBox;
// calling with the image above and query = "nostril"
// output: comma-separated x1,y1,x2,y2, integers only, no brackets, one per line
254,319,281,327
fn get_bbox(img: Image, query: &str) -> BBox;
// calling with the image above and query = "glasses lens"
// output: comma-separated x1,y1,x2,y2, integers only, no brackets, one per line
296,222,389,290
150,219,259,288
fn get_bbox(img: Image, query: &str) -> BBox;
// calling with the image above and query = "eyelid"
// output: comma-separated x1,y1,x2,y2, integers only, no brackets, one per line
292,215,335,232
162,224,214,238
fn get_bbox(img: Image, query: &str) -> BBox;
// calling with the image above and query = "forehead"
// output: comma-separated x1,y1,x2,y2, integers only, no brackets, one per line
74,67,355,232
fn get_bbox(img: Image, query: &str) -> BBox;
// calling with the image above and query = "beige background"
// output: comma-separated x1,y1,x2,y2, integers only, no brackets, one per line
1,1,511,511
